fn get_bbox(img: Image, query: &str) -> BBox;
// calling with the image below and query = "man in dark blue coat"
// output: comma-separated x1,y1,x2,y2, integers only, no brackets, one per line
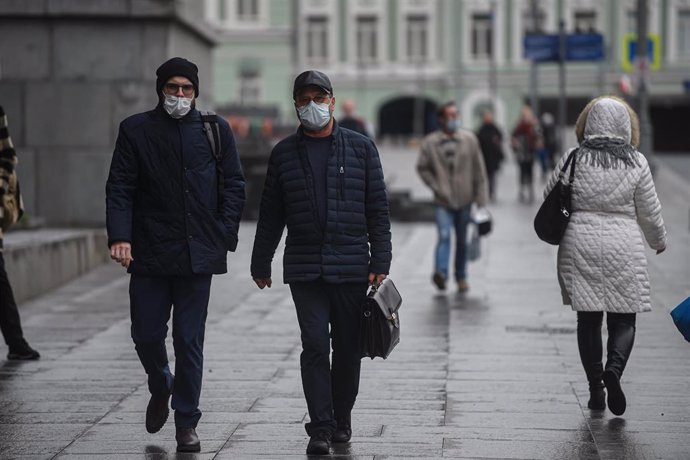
106,57,245,453
251,70,392,455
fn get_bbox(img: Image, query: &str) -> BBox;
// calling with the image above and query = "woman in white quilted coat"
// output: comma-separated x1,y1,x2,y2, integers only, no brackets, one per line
544,96,666,416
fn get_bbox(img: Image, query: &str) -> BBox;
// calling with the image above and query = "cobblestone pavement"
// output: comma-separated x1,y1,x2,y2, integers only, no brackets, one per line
1,153,689,459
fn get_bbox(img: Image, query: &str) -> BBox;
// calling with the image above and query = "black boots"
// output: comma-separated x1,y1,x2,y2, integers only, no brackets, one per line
603,369,626,416
603,314,636,416
587,383,606,411
176,427,200,452
577,313,605,410
7,339,40,360
306,431,331,455
332,414,352,443
145,378,173,434
577,312,636,415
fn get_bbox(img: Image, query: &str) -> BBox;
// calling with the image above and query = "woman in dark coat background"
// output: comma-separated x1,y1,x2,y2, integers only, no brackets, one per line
476,110,504,201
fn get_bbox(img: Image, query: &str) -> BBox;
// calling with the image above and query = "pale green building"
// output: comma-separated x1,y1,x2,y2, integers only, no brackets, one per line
205,0,690,150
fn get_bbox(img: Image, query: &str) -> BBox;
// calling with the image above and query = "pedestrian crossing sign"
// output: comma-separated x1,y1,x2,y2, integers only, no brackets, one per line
621,33,661,72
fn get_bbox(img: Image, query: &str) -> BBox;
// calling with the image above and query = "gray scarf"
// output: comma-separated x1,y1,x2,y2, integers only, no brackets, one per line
579,137,641,169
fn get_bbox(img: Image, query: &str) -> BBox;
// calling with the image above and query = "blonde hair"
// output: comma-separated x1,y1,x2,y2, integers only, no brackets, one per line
574,95,640,147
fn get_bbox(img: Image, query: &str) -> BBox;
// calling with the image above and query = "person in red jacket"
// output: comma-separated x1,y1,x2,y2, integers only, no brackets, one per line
511,105,541,203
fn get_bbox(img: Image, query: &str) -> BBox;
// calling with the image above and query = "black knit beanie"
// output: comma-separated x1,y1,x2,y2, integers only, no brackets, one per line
155,57,199,97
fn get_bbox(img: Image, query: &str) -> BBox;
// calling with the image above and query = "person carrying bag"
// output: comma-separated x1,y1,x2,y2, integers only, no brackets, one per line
541,96,666,417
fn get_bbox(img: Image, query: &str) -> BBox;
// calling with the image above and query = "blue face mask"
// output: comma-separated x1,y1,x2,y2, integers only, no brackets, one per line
445,119,459,132
297,101,332,131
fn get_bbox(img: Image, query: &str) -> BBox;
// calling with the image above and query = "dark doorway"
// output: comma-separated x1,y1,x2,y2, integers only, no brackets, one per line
534,97,592,125
378,97,438,138
650,99,690,152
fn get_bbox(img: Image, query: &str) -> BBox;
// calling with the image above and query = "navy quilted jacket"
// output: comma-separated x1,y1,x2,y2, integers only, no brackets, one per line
106,106,245,275
250,122,392,283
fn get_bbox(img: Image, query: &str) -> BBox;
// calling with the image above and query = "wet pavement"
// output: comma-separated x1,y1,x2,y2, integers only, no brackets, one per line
2,152,690,459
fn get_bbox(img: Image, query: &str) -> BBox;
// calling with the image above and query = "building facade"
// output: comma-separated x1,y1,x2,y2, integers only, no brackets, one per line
0,0,216,226
208,0,690,150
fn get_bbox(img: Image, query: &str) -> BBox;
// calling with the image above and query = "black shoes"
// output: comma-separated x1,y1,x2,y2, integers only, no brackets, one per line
7,340,40,360
432,272,446,290
587,384,606,410
176,427,201,453
603,369,626,416
145,381,173,434
332,415,352,443
306,431,331,455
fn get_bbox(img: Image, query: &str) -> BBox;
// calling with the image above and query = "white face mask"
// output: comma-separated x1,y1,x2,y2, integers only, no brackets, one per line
162,94,193,119
296,101,332,131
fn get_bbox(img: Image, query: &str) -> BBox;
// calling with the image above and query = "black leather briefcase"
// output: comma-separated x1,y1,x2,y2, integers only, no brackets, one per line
360,278,402,360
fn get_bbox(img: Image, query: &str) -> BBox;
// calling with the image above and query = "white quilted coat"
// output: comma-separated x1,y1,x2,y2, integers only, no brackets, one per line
544,100,667,313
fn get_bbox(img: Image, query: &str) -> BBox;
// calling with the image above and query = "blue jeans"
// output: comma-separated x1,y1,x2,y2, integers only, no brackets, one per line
129,274,212,428
434,205,472,282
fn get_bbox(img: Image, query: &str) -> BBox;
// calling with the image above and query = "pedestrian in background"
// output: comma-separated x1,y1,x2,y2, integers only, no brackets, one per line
417,101,489,293
339,99,370,137
0,106,40,361
511,105,540,203
543,96,666,416
537,112,558,181
476,109,505,201
251,70,391,455
106,57,245,452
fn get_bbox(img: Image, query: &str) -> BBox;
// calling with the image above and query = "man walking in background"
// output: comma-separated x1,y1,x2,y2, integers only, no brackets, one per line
417,101,489,293
0,105,40,361
338,99,370,137
251,70,391,455
106,57,245,452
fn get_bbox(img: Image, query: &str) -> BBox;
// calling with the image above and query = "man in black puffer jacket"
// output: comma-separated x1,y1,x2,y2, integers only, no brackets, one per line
106,57,245,453
251,70,392,455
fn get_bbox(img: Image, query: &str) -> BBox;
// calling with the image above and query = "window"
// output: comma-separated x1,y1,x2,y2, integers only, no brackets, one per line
679,10,690,59
306,16,329,63
574,10,597,33
626,10,637,34
523,7,546,34
356,16,378,64
237,0,259,21
406,15,428,62
472,13,493,59
238,70,260,106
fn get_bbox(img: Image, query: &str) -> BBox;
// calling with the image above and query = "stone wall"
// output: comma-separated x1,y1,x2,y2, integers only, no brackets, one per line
0,0,216,225
4,229,110,303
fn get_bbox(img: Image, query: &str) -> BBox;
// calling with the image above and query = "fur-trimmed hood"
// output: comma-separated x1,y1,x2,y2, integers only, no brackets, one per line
575,95,640,147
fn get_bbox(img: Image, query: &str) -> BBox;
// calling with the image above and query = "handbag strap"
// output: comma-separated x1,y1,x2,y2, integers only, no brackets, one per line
558,148,578,185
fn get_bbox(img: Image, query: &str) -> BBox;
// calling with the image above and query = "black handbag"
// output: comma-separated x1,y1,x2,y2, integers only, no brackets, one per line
360,278,402,360
534,149,577,245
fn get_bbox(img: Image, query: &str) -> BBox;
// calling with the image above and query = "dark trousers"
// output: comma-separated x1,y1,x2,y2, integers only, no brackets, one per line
0,252,25,347
577,311,636,387
289,280,368,436
129,274,212,428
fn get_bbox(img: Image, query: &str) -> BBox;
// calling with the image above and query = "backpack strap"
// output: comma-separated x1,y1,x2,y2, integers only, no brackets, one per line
200,110,224,213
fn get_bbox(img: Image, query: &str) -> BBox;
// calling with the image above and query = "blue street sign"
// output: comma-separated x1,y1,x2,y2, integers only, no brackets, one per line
524,34,559,61
566,33,604,60
684,80,690,94
524,33,604,62
622,34,661,71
